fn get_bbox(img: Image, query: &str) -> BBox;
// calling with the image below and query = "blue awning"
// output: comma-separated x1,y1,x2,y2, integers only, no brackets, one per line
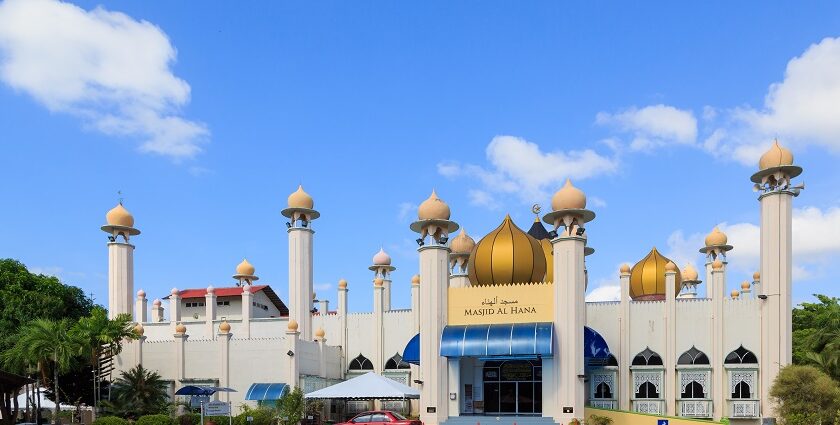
584,326,611,359
175,386,236,396
402,333,420,365
245,383,288,400
440,322,553,358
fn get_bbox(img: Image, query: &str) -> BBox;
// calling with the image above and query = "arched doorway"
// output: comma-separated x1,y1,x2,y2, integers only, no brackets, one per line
482,360,542,415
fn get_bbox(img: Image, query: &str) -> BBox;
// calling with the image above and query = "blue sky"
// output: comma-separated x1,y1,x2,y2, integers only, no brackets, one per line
1,0,839,313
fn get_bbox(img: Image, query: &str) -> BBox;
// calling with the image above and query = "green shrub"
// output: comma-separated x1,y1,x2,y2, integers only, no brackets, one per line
137,414,173,425
176,413,200,425
93,417,130,425
205,415,233,425
587,414,613,425
233,408,275,425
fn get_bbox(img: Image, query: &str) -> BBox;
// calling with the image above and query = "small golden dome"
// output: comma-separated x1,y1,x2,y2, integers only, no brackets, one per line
467,215,547,286
629,247,682,300
287,185,314,209
665,261,678,272
372,248,392,266
759,140,794,170
287,320,299,331
753,271,761,281
374,278,384,287
620,263,631,274
315,327,325,338
133,323,144,336
338,279,348,289
106,203,135,227
411,274,420,285
731,290,740,299
704,227,728,247
712,259,724,270
175,323,186,334
741,281,751,290
450,229,476,254
236,259,255,276
551,179,587,211
219,321,231,333
418,190,451,220
682,264,699,281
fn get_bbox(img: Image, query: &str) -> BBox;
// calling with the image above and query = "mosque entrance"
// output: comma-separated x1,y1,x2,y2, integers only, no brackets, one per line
482,360,542,415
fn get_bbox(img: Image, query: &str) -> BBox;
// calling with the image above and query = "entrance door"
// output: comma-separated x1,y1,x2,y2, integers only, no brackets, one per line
482,360,542,415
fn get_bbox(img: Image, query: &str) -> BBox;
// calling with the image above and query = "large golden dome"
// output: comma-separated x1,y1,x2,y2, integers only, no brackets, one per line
629,247,682,300
467,215,547,286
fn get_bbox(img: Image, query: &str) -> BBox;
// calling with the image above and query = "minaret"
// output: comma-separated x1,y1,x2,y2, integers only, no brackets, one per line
752,141,802,414
699,227,732,298
448,229,474,288
101,203,140,319
373,278,385,374
710,259,726,421
337,279,348,377
542,179,594,423
679,264,701,299
410,190,458,425
618,264,631,411
233,259,259,286
135,290,148,323
281,185,319,341
369,248,396,311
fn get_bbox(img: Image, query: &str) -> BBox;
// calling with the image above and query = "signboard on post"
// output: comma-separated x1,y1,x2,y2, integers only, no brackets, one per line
657,420,669,425
205,401,231,416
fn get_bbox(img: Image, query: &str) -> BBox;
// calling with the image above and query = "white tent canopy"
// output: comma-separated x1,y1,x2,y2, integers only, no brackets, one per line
15,387,77,411
304,372,420,400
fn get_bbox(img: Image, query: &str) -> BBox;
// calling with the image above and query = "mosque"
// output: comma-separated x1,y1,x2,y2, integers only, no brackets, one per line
105,141,801,424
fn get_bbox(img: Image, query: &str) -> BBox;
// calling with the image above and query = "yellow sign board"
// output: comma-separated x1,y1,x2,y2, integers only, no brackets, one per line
448,283,554,325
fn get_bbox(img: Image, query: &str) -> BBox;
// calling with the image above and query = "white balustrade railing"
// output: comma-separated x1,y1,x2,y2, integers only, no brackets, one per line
729,399,760,418
589,400,616,409
677,399,712,418
632,399,665,415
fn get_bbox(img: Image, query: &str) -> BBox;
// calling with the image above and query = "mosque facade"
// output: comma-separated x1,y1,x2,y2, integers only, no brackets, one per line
105,141,802,424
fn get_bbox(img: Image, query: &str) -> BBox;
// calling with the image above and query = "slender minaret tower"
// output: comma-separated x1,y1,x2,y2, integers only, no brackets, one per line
679,264,701,299
369,248,396,311
101,203,140,319
448,229,474,288
233,259,259,286
710,259,726,421
543,179,594,423
410,191,458,425
281,185,319,341
752,141,802,415
699,226,732,297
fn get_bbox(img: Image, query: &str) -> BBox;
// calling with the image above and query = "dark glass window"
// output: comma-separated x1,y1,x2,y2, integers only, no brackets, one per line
678,346,710,365
725,346,758,364
632,347,663,366
732,381,751,399
594,382,613,399
681,381,705,398
349,354,374,370
384,354,410,370
635,382,659,399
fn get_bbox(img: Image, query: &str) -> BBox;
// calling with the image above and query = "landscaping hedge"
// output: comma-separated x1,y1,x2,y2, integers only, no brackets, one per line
137,414,173,425
92,417,129,425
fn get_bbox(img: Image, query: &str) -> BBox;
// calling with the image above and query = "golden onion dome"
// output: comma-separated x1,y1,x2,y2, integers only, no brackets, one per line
758,140,794,170
539,238,554,283
753,271,761,281
411,274,420,285
704,227,728,247
620,263,631,274
731,290,740,299
133,323,144,336
287,319,299,331
682,264,699,281
175,323,186,334
338,279,347,289
741,280,751,290
467,215,547,286
315,327,325,339
450,229,476,254
629,247,682,300
373,278,384,287
219,321,231,333
106,203,135,227
418,190,451,220
236,259,255,276
712,259,724,270
551,179,586,211
287,185,314,209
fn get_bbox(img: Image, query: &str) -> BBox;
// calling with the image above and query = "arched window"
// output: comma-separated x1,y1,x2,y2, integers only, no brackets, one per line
678,346,710,365
681,381,705,399
349,354,374,370
606,354,618,367
594,382,613,399
725,345,758,364
385,353,410,370
632,347,663,366
635,382,659,399
732,381,751,399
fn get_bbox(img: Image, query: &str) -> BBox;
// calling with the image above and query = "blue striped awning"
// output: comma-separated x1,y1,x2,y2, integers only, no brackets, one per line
245,383,288,400
402,333,420,365
440,322,553,358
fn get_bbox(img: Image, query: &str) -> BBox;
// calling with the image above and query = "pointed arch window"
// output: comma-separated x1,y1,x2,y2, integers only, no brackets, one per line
725,345,758,364
606,354,618,367
385,353,410,370
594,382,613,399
635,382,659,399
678,346,710,365
632,347,663,366
349,354,374,370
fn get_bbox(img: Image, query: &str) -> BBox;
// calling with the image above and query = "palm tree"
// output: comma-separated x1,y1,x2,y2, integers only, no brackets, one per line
13,319,83,424
102,365,168,419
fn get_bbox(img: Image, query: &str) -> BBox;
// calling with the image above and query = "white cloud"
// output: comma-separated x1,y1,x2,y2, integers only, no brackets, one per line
438,135,617,205
397,202,417,222
28,266,64,277
467,189,498,209
0,0,207,159
596,104,698,151
314,283,333,293
586,284,621,302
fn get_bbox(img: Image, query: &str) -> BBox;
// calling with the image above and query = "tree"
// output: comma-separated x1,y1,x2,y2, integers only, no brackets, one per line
102,365,168,419
770,364,840,425
275,387,304,425
792,295,840,381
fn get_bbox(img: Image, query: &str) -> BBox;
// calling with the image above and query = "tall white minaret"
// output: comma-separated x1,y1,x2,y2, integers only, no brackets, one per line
753,141,802,414
101,203,140,319
543,179,594,424
448,229,474,288
281,185,319,341
410,190,458,425
369,248,395,311
699,226,732,298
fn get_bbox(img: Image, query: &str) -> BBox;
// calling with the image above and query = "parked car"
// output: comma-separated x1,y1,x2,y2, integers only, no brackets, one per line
338,411,421,425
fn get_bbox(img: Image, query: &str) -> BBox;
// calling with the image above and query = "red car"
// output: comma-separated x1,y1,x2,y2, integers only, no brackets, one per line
339,411,421,425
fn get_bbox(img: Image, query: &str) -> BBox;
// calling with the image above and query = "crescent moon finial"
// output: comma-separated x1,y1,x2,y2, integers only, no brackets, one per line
531,204,541,215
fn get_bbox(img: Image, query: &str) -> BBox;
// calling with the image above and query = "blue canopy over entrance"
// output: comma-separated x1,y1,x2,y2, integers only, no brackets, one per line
402,333,420,365
245,383,288,400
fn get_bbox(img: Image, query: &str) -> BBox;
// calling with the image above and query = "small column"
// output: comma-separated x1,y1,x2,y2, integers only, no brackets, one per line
205,286,217,339
218,321,232,402
316,328,327,378
101,203,140,319
241,284,252,339
151,299,164,322
447,359,460,416
699,227,733,300
679,264,701,299
169,288,181,332
370,248,396,311
711,260,725,421
373,278,385,374
410,275,420,333
664,262,678,416
337,279,348,377
319,299,330,314
133,324,145,366
752,271,761,298
740,281,752,299
282,186,320,341
618,264,631,411
286,320,301,388
233,259,259,339
448,230,475,288
135,290,148,323
174,323,187,384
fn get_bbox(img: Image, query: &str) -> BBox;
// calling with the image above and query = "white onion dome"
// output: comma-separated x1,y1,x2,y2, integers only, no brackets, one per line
411,275,420,285
236,259,255,276
551,179,586,211
450,229,476,254
170,288,179,296
137,289,146,297
338,279,348,289
682,264,699,281
287,320,299,331
219,321,231,333
206,285,215,294
175,323,186,334
152,299,161,306
417,190,451,220
372,248,392,266
133,323,144,336
315,327,325,339
287,185,314,209
704,227,728,247
759,140,794,170
106,203,135,227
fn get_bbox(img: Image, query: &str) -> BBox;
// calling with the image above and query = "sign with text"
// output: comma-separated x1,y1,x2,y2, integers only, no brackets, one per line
205,401,230,416
657,420,669,425
448,283,554,325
